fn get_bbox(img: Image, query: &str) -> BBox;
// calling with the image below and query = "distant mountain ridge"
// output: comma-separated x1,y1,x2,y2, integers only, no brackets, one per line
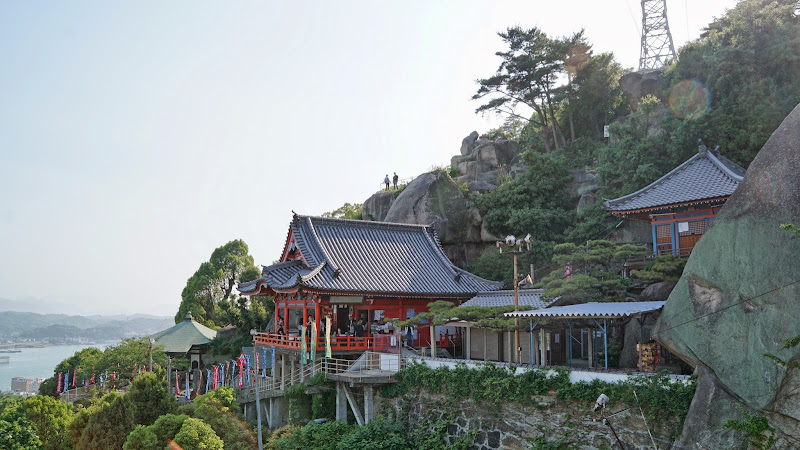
0,311,173,339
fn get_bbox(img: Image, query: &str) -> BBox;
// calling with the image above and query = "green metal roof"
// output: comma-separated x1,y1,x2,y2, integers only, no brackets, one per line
150,314,217,354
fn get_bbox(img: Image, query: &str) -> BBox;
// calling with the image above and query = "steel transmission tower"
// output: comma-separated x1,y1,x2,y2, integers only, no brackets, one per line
638,0,677,71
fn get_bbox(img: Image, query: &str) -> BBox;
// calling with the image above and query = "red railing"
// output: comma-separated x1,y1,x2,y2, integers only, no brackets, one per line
253,332,392,352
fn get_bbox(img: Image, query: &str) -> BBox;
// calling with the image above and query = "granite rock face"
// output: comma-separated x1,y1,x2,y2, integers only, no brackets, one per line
653,103,800,448
384,172,477,245
362,191,399,221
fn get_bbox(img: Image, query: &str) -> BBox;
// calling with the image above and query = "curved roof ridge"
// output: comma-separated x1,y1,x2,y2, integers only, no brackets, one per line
304,217,340,275
300,261,327,283
300,214,432,230
453,266,505,289
421,227,459,279
706,150,745,182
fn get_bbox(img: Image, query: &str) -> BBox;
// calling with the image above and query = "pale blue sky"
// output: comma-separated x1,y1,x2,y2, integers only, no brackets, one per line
0,1,737,316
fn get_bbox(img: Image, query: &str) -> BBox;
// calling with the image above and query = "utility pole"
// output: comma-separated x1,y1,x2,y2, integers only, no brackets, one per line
638,0,676,71
148,338,154,372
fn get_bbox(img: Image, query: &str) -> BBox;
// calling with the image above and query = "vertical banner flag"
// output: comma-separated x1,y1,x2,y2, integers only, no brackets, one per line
225,362,230,387
262,348,268,378
113,372,116,389
238,355,244,387
255,351,260,375
245,354,251,386
213,366,219,390
197,370,202,397
63,373,68,393
271,346,276,375
206,369,211,393
185,373,190,400
300,325,307,365
73,368,77,388
310,321,317,362
57,372,62,393
325,316,332,358
564,265,572,279
175,370,179,396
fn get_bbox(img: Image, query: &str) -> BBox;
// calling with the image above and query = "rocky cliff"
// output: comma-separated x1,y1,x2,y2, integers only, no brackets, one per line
653,103,800,448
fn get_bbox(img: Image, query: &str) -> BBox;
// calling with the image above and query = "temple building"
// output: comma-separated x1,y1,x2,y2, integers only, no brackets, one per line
240,214,502,357
604,144,745,257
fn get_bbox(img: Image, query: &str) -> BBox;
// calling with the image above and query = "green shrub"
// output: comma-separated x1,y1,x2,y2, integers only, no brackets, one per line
173,417,223,450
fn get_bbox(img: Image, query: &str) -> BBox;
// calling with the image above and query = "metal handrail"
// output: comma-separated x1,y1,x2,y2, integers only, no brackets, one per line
235,352,405,403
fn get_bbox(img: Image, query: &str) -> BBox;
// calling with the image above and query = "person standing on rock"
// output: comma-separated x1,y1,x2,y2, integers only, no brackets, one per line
383,174,390,191
392,172,399,190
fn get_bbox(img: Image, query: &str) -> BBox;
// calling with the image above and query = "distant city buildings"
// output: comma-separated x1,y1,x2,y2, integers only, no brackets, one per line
10,377,43,396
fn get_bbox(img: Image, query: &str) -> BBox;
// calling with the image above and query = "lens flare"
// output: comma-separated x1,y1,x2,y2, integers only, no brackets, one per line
668,79,711,120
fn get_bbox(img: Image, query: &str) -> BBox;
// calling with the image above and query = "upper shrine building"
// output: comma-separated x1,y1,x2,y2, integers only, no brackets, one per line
604,144,746,257
238,214,502,356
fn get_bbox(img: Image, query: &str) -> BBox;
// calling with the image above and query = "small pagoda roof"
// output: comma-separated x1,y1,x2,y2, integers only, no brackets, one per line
150,314,217,355
604,145,745,215
238,215,503,296
461,289,557,309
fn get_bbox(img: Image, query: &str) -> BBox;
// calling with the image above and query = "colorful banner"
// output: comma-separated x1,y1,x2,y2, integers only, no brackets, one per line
185,373,190,400
238,355,244,387
206,369,211,393
262,348,268,378
271,346,276,374
310,321,317,362
63,373,68,393
245,355,251,386
57,372,62,393
175,370,179,396
325,316,332,358
300,325,307,364
73,368,77,388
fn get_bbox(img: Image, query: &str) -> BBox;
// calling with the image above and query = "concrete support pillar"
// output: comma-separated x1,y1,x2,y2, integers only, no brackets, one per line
539,329,547,366
364,386,374,424
336,382,348,423
280,355,286,390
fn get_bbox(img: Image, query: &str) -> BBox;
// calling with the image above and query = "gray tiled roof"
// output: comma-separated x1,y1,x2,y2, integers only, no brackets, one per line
604,147,745,213
238,215,503,296
461,289,556,309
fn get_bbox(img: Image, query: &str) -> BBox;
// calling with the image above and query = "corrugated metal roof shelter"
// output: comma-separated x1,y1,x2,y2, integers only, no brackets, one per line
603,145,745,257
151,314,217,355
505,301,666,370
461,289,557,309
504,301,665,319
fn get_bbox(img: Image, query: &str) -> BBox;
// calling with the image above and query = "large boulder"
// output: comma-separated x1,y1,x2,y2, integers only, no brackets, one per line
619,70,663,111
460,131,479,156
384,171,478,245
653,103,800,447
639,281,676,301
362,191,399,221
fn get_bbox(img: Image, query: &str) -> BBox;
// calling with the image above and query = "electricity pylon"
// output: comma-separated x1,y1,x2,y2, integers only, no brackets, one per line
638,0,677,71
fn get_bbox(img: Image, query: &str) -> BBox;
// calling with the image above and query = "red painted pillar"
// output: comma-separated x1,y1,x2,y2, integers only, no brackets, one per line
275,302,281,333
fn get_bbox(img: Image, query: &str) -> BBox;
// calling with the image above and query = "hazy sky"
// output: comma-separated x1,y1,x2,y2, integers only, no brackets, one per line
0,1,738,316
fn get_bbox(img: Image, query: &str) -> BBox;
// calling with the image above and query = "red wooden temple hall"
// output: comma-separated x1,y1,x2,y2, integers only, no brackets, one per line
604,144,745,257
238,214,502,356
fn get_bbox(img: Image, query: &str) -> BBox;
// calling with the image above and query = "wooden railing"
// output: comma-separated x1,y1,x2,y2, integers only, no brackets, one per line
253,332,400,353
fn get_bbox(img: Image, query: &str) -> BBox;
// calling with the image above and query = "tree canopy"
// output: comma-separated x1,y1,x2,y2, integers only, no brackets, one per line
175,239,260,327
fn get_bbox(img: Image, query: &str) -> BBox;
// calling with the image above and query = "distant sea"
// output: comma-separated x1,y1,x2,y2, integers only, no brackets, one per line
0,343,115,392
